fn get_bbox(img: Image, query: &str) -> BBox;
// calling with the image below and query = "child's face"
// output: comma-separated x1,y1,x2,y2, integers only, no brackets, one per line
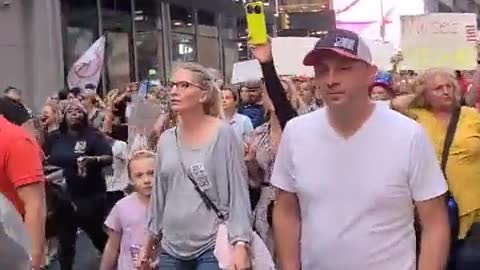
129,157,155,197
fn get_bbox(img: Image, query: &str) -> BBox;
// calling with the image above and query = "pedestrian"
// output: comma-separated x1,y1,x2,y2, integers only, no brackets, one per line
100,150,155,270
81,89,105,130
221,86,254,143
139,62,252,270
0,97,46,270
237,80,266,128
271,29,450,270
103,135,128,213
392,68,480,268
43,99,113,270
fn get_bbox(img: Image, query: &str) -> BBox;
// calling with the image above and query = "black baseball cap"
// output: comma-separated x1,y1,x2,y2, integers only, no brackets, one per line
303,29,373,66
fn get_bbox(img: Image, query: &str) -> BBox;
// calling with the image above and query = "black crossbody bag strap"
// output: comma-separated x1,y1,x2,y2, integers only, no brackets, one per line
415,107,460,263
174,128,226,221
441,106,461,184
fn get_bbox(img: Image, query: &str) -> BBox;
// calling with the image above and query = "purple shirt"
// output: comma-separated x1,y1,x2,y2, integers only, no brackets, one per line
105,193,148,270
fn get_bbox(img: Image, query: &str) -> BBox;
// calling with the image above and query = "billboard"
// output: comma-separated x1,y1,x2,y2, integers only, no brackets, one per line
333,0,425,47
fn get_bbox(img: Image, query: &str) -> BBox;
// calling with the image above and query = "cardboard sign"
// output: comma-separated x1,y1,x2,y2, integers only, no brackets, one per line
231,60,263,84
400,13,478,70
272,37,318,77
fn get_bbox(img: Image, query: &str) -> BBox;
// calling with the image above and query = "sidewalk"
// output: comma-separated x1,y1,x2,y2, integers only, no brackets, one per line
48,232,100,270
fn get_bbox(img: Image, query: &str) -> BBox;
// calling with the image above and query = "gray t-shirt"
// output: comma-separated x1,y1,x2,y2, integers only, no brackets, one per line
148,122,252,260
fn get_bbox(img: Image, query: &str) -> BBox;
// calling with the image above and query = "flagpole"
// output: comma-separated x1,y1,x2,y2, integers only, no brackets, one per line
96,0,107,95
380,0,385,42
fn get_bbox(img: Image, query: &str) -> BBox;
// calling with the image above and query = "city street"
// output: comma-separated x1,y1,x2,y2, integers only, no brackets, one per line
49,232,99,270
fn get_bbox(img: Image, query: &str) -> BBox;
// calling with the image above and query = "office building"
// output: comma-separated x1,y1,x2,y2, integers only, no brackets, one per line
0,0,243,111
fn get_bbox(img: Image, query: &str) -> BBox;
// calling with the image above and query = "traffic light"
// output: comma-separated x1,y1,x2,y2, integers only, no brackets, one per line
279,13,290,30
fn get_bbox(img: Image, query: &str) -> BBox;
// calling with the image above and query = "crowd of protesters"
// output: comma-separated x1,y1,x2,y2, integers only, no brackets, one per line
3,27,480,270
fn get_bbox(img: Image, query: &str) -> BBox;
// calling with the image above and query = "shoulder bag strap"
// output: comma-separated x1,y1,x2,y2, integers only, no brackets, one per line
174,128,226,221
441,106,461,176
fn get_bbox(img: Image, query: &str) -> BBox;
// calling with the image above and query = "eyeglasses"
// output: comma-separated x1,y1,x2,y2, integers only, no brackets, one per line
168,81,204,90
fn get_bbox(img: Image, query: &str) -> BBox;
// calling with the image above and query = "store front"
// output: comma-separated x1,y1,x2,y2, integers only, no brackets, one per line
61,0,243,91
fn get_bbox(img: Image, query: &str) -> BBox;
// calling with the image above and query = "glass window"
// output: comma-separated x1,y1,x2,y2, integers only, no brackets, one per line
198,36,220,69
221,16,236,40
134,0,162,32
64,28,96,72
134,0,164,81
61,0,98,81
236,17,249,61
172,33,195,63
237,17,248,39
136,32,164,81
105,32,131,90
220,15,240,82
198,10,218,38
223,40,239,82
102,0,132,32
170,5,194,34
102,0,134,90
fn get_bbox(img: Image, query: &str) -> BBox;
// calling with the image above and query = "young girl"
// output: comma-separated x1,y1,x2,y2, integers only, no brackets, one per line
100,150,155,270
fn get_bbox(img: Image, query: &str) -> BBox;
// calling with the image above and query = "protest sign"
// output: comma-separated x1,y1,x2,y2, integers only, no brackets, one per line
400,13,478,70
231,60,263,84
363,39,395,71
271,37,318,77
127,94,169,149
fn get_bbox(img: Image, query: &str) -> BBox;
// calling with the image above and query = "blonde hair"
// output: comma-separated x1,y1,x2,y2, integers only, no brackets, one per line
173,62,224,119
127,150,156,179
43,101,62,124
410,68,460,108
280,77,304,111
104,89,120,107
83,92,105,109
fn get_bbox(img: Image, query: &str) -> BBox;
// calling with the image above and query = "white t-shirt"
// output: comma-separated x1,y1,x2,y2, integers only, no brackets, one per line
271,105,447,270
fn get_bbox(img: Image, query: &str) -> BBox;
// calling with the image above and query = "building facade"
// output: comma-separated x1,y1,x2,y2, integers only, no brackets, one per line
425,0,480,13
0,0,243,111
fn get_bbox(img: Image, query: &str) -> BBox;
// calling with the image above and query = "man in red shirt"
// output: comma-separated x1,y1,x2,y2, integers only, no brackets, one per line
0,113,46,270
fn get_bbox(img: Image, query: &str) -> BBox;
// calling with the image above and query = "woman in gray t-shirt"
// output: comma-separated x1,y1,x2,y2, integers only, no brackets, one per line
140,63,252,270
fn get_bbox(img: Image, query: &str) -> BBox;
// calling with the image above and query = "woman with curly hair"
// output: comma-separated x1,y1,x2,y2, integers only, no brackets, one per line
392,68,480,267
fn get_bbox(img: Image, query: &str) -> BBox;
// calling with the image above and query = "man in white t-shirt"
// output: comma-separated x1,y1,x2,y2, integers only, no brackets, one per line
271,29,450,270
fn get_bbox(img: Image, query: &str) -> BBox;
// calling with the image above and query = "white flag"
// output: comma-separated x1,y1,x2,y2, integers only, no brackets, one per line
67,36,106,90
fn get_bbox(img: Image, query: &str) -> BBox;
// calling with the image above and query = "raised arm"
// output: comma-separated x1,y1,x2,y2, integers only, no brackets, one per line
251,42,298,129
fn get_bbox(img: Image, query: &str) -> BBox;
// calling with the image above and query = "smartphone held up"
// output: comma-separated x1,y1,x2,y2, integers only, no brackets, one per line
245,1,268,45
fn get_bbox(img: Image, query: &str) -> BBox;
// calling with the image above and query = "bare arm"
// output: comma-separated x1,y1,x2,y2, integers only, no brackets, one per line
390,93,417,113
273,189,301,270
415,195,450,270
464,65,480,106
463,85,477,107
100,230,121,270
138,233,160,270
16,183,46,270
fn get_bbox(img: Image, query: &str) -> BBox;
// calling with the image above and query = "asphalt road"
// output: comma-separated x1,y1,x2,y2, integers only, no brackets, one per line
48,232,99,270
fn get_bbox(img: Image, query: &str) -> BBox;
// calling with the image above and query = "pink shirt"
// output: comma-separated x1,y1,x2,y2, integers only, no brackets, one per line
105,193,148,270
